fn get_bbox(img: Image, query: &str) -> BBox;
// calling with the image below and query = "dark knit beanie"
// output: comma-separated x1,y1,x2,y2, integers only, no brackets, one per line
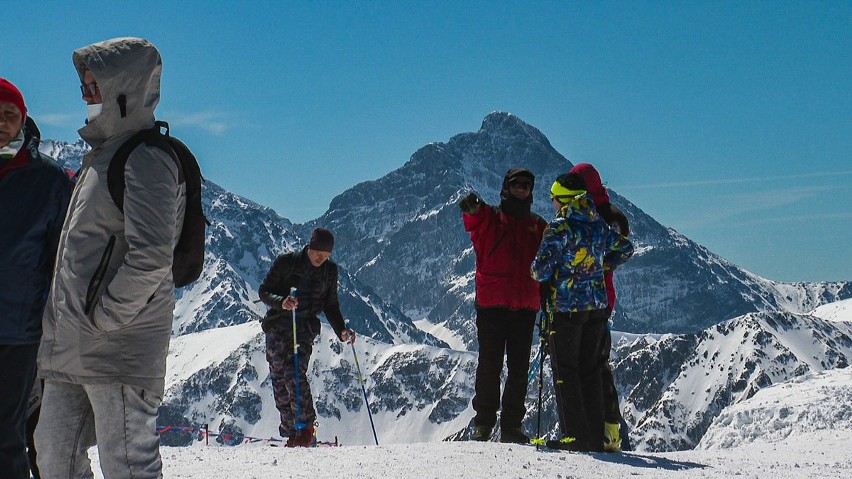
308,228,335,252
0,78,27,124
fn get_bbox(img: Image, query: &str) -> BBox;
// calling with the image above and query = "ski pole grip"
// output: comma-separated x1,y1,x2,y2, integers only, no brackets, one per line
290,287,297,298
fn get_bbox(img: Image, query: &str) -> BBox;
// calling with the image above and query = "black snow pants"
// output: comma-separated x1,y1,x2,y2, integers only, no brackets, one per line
548,309,608,451
472,307,536,430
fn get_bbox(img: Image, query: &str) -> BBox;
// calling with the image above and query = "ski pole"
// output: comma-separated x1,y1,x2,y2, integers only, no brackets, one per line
532,310,548,449
527,341,542,384
351,343,379,445
291,287,306,431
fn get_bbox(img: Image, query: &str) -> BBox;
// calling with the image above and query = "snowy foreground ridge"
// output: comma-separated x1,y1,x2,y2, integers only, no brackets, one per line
89,368,852,478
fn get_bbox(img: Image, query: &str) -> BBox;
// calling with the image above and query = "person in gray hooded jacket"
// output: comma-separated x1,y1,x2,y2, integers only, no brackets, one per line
35,37,184,478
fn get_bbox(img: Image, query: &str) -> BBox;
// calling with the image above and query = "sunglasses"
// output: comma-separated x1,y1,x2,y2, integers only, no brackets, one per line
80,82,100,98
509,180,533,189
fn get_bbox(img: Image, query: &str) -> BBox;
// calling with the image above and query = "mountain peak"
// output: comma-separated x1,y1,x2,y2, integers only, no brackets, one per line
478,111,551,147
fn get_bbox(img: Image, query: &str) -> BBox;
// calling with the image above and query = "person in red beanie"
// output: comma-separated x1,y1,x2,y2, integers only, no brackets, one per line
568,162,631,453
0,79,28,153
0,78,72,479
259,228,356,447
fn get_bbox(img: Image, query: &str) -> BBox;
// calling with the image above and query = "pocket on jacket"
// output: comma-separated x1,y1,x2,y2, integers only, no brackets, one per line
84,236,117,315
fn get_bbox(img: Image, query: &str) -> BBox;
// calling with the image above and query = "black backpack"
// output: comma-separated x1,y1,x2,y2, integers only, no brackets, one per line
107,120,208,288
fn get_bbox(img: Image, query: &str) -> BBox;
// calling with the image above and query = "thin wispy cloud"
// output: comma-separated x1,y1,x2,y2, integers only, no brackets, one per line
34,110,233,137
163,111,231,135
723,212,852,227
673,185,843,230
732,185,840,209
616,171,852,190
34,113,80,128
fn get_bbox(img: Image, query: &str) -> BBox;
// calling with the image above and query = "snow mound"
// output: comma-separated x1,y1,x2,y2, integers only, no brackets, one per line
698,367,852,449
810,298,852,323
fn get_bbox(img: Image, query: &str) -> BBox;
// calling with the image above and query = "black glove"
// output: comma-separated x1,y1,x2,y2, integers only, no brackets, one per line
538,334,549,361
539,283,551,313
459,192,482,214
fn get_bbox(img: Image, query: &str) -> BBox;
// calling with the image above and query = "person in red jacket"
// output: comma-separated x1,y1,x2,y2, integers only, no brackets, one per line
568,162,630,452
460,168,547,444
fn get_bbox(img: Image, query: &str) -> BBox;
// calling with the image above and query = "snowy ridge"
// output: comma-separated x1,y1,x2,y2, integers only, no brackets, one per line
336,272,448,348
158,302,852,451
38,138,87,171
615,309,852,451
171,180,301,335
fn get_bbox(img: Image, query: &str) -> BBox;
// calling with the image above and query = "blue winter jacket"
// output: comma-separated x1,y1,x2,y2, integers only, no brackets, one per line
530,193,633,313
0,118,72,345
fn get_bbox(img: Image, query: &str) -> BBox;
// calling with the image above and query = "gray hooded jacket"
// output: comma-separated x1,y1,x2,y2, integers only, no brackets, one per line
38,38,185,395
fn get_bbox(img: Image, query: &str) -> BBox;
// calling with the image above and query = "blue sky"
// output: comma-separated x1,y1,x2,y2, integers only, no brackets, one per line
8,1,850,283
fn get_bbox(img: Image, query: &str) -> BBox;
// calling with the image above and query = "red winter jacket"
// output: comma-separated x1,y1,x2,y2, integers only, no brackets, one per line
463,205,546,311
569,163,631,310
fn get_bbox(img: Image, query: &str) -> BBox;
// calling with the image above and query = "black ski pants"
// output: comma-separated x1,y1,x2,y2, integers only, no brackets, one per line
0,343,39,479
600,308,623,424
472,307,536,430
548,309,608,451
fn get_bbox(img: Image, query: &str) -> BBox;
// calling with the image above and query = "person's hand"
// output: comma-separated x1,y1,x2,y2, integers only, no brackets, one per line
340,328,356,344
281,295,298,311
459,192,481,214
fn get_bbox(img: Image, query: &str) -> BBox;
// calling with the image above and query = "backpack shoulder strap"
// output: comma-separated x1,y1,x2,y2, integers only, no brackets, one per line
107,121,182,213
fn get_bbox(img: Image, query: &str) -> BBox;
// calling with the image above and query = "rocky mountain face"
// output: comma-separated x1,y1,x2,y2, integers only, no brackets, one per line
40,113,850,450
307,112,850,342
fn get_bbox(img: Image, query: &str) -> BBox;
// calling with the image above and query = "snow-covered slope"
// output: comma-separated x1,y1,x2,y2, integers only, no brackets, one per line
614,308,852,451
161,322,473,446
810,297,852,322
698,367,852,449
89,414,852,478
156,301,852,452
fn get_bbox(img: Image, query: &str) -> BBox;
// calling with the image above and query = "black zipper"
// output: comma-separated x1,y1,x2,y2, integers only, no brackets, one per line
84,235,116,314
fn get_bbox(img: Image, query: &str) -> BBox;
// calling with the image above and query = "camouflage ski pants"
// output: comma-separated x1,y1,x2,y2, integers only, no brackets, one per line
265,318,318,438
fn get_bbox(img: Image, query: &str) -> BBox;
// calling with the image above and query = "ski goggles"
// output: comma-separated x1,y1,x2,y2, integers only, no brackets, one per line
509,179,533,190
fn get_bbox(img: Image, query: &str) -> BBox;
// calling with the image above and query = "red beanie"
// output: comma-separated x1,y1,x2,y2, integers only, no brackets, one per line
568,163,610,206
0,78,27,124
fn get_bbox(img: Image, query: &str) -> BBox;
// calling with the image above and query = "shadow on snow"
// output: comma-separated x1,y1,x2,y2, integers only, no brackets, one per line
594,452,709,471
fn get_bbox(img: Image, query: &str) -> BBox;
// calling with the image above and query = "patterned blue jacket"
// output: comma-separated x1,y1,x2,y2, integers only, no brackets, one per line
530,194,633,313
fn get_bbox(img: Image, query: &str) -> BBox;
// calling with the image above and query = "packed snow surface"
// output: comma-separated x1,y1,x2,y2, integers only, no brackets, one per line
86,367,852,478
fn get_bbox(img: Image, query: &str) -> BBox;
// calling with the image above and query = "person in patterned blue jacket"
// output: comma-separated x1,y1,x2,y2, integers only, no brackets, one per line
530,172,633,452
